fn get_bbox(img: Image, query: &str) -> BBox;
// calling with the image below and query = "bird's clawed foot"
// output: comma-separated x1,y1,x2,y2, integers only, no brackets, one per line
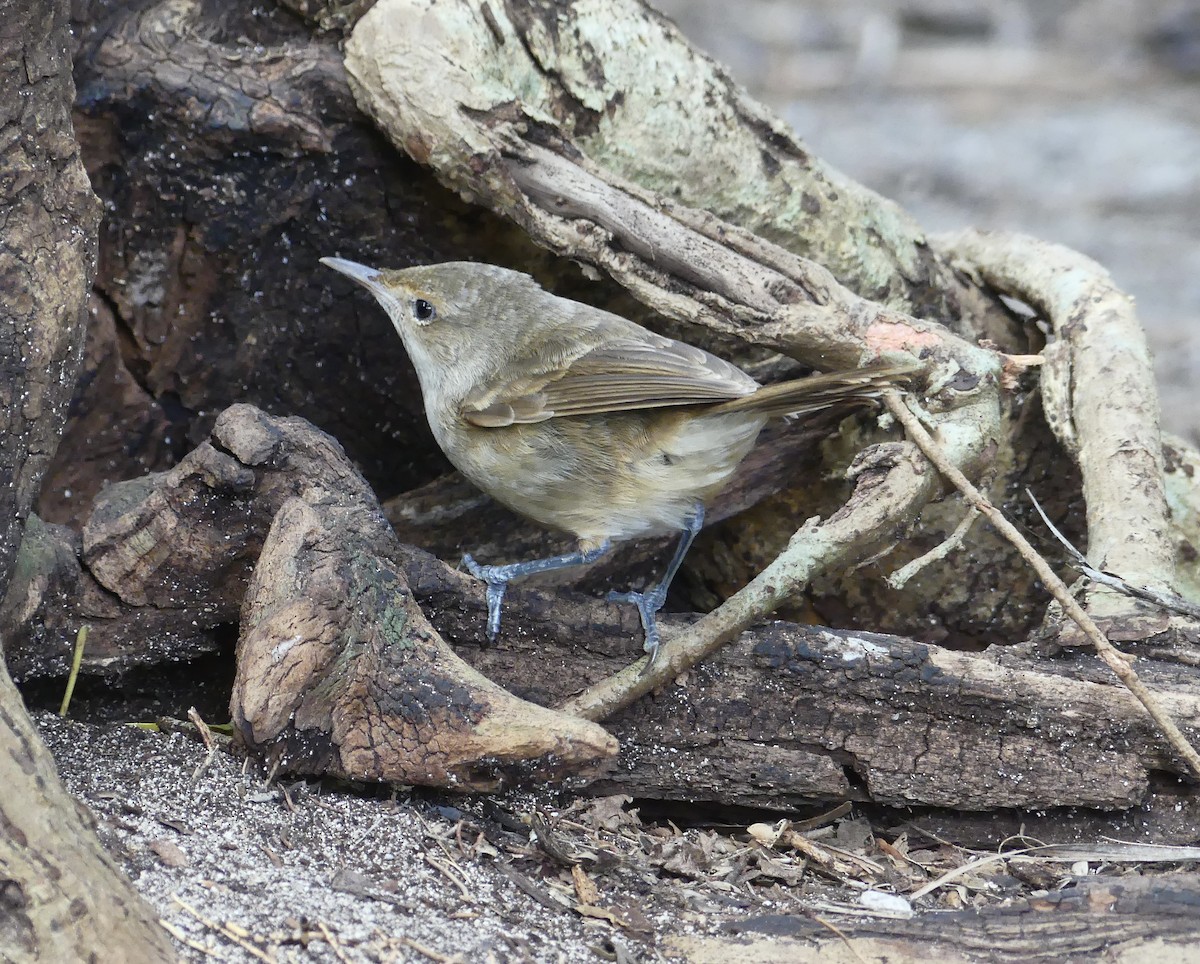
608,585,669,669
462,553,508,640
462,541,613,643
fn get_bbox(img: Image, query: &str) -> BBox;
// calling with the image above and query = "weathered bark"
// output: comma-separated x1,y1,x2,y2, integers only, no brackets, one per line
669,874,1200,963
0,513,220,681
427,571,1200,811
0,0,174,958
1,1,97,596
345,0,1017,342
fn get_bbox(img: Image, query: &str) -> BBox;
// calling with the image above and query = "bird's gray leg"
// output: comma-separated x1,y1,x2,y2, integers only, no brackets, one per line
462,541,612,640
609,502,705,665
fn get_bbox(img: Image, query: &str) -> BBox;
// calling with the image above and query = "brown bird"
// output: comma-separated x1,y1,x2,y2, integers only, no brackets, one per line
321,258,916,662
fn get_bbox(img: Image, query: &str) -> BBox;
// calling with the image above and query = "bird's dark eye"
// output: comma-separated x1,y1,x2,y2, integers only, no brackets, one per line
414,299,436,321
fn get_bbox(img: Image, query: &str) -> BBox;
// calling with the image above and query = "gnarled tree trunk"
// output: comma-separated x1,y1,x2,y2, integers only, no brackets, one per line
0,0,173,958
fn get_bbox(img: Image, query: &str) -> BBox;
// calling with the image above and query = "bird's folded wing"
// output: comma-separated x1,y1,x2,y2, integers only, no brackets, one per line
461,334,759,428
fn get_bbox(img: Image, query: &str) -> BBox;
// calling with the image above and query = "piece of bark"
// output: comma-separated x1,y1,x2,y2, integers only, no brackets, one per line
401,535,1200,810
0,0,174,958
669,874,1200,963
234,495,616,788
0,513,223,680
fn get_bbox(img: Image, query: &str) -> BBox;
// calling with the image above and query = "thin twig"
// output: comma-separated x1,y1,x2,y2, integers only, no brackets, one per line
425,854,473,901
909,848,1030,901
58,625,89,717
1027,488,1200,620
171,894,275,963
884,391,1200,779
316,921,353,964
886,506,980,589
187,706,219,785
187,706,217,752
159,918,217,958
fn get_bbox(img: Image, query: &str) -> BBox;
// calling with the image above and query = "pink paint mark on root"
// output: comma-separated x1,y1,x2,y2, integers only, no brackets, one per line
865,319,942,356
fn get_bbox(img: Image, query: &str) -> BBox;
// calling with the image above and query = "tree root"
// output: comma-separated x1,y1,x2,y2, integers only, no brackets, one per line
937,229,1181,644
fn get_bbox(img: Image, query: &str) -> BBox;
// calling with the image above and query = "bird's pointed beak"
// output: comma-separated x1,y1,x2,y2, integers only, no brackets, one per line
320,256,384,292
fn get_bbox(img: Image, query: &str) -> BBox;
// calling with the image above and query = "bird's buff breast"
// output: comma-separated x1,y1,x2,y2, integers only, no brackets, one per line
434,409,766,544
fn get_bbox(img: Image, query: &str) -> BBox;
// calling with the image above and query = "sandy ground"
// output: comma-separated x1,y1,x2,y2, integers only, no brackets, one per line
38,714,642,963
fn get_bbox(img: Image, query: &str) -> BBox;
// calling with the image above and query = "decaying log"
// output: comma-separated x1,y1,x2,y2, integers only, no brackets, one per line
9,405,1200,812
440,590,1200,811
669,874,1200,963
0,0,174,957
0,513,224,680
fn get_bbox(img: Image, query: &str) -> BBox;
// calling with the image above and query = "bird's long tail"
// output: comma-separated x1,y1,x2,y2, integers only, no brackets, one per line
707,362,922,420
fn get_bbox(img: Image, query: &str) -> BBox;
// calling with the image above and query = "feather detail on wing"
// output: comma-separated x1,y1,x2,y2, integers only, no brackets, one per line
461,331,760,428
706,363,922,419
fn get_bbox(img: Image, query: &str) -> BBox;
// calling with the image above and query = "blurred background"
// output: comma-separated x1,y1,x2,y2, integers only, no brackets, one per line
653,0,1200,443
